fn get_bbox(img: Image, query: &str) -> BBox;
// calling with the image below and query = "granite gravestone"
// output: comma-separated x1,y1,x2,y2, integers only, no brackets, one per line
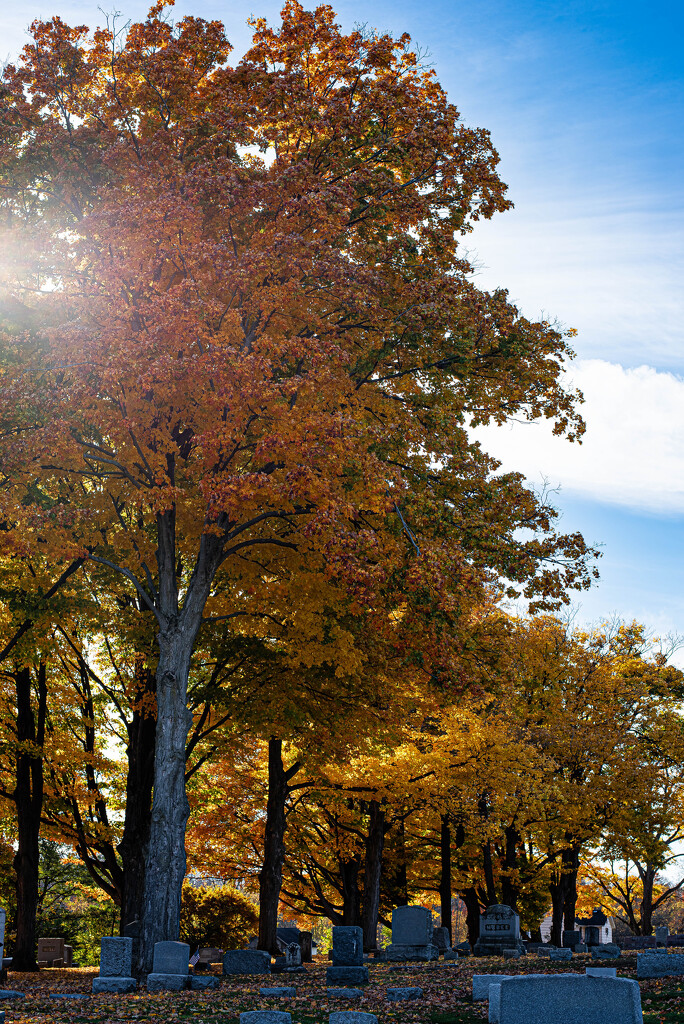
474,906,525,957
223,950,271,975
326,927,369,985
591,944,621,959
239,1013,291,1024
386,907,438,961
474,973,551,1002
432,927,451,956
147,941,190,991
36,938,65,966
656,927,669,947
637,952,684,978
92,937,137,993
487,975,642,1024
329,1014,377,1024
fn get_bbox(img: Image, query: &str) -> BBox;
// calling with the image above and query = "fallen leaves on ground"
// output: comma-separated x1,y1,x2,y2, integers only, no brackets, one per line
1,954,667,1024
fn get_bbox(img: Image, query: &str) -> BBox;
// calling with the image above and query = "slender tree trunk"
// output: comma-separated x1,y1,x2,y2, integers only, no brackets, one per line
482,841,497,905
549,868,566,946
12,663,46,972
340,855,362,925
501,825,520,912
119,662,156,954
461,887,481,948
361,799,385,951
440,814,452,941
640,864,656,935
258,738,289,955
394,815,408,906
562,844,581,932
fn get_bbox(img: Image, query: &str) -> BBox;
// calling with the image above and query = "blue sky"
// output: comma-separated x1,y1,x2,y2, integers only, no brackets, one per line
4,0,683,659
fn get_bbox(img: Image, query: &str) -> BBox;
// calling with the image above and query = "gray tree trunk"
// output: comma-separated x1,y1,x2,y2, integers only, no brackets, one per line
361,799,385,951
139,513,221,972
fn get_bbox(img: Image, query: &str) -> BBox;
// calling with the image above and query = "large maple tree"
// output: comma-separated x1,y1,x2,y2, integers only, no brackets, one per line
0,2,597,965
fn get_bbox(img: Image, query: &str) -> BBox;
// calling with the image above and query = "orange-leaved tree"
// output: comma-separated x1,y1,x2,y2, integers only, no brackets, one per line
0,3,597,966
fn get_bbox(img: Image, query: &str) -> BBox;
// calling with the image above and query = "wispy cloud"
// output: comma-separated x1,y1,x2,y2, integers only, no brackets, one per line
473,360,684,515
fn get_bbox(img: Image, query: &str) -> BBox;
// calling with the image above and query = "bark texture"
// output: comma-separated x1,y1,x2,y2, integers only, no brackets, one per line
340,854,362,925
12,664,46,972
140,513,220,972
119,662,156,955
461,887,482,948
361,799,385,951
258,738,288,954
439,814,452,941
500,825,521,912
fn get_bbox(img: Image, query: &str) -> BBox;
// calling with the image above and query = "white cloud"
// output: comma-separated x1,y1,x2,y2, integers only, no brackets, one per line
467,198,684,372
473,360,684,515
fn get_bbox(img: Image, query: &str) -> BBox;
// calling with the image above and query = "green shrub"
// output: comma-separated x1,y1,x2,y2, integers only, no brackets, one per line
180,881,258,951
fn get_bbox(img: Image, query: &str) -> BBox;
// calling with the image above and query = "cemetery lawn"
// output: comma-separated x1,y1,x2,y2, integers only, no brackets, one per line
641,981,684,1024
7,956,684,1024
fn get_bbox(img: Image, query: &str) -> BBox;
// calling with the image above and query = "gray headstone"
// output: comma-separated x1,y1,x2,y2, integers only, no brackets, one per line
386,987,423,1001
474,906,526,957
326,965,369,985
478,905,520,942
456,941,471,954
240,1014,291,1024
502,949,520,959
99,937,133,978
92,977,137,993
655,926,669,947
586,967,617,978
385,942,438,961
332,927,364,967
489,983,502,1024
549,948,572,960
473,974,517,1001
260,987,296,997
432,927,450,951
326,988,362,999
223,950,271,975
391,906,432,946
591,944,621,959
637,952,684,978
329,1014,377,1024
491,975,642,1024
152,941,189,975
190,975,220,990
146,973,189,991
